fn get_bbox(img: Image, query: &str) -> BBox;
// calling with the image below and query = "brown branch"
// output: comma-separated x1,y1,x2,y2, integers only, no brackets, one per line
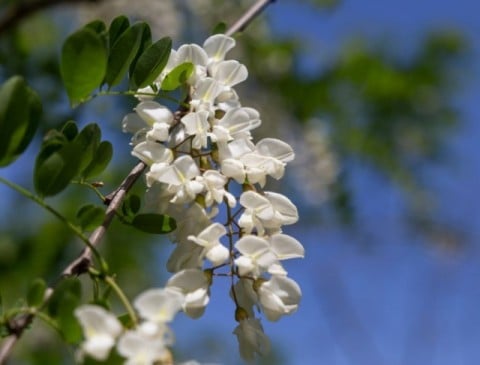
63,161,146,276
0,0,103,35
0,0,276,362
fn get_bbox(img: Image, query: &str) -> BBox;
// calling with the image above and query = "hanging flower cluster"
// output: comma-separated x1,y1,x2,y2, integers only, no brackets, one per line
75,34,304,364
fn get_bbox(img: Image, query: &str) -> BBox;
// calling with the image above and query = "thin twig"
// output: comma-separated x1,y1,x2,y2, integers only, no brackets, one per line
0,0,103,35
0,0,276,362
226,0,276,36
63,161,146,277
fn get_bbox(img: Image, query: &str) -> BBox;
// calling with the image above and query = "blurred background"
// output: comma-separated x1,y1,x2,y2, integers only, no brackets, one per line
0,0,479,364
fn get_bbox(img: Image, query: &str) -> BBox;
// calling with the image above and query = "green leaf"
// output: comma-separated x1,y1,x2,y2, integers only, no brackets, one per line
60,120,78,141
34,139,82,197
57,292,82,344
161,62,194,91
73,123,101,172
131,213,176,234
76,204,105,231
81,140,113,179
104,22,145,87
60,27,107,105
108,15,130,47
0,76,41,167
131,37,172,89
121,194,141,218
48,278,81,317
128,23,152,86
27,278,47,307
212,22,227,35
84,20,107,35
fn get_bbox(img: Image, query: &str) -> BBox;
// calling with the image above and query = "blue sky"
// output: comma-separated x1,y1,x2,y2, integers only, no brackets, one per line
247,1,480,364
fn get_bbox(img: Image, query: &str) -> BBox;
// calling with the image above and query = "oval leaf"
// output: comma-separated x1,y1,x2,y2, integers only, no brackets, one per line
132,213,176,234
61,28,107,105
122,194,141,218
81,140,113,179
27,278,46,307
0,76,41,167
58,292,83,344
104,22,145,87
34,141,82,197
76,204,105,231
131,37,172,89
60,120,78,141
161,62,194,91
73,123,101,172
48,278,82,317
108,15,130,47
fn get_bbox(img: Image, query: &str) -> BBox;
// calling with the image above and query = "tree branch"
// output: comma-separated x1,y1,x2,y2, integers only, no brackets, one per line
0,0,276,362
226,0,276,36
0,0,103,35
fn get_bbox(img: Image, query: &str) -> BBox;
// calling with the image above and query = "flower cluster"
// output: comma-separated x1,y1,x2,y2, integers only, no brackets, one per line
76,34,304,364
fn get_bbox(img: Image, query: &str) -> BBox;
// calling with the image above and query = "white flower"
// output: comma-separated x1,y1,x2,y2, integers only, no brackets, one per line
233,318,270,362
131,141,173,166
134,288,185,323
195,170,236,208
146,155,203,202
238,191,298,235
210,60,248,89
166,269,210,318
137,101,174,142
234,235,277,278
167,240,204,272
188,223,229,266
74,305,122,361
269,233,305,260
203,34,236,64
211,107,260,143
117,328,170,365
181,110,211,149
257,276,302,322
231,279,258,317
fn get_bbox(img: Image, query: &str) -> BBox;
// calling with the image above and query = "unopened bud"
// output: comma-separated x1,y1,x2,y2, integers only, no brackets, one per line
235,307,249,322
203,268,214,286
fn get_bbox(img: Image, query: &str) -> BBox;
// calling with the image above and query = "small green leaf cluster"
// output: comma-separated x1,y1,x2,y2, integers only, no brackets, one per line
34,122,113,197
60,16,174,105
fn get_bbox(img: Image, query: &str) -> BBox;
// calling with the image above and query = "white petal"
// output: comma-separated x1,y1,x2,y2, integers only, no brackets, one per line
256,138,294,162
269,234,305,259
136,101,173,126
122,113,146,134
211,60,248,87
176,44,208,66
134,288,184,323
265,191,299,225
132,141,173,166
203,34,236,62
206,244,229,266
235,235,269,256
221,159,245,183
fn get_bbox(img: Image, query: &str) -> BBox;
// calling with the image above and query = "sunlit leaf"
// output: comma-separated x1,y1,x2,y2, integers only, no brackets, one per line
60,28,107,105
104,22,145,87
161,62,194,91
131,37,172,89
131,213,176,234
